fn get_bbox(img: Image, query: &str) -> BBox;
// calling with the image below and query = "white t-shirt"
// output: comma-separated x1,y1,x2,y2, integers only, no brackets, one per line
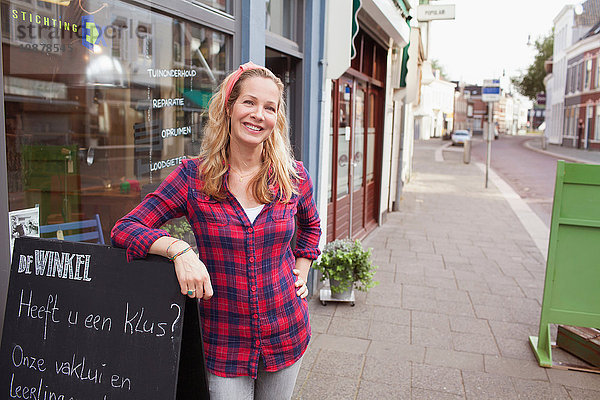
244,204,265,224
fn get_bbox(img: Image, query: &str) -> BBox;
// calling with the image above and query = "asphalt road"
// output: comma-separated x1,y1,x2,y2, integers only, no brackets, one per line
469,134,558,228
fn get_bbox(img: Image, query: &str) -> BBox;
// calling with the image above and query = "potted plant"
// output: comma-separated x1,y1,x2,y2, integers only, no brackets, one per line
314,239,378,304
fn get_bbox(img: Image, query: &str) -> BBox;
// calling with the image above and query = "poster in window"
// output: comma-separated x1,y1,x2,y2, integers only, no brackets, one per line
8,206,39,258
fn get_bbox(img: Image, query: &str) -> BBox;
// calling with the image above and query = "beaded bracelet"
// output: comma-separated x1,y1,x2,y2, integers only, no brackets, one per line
165,239,181,258
169,246,192,261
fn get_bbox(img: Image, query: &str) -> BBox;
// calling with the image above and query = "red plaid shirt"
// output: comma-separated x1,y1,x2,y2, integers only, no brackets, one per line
111,159,321,378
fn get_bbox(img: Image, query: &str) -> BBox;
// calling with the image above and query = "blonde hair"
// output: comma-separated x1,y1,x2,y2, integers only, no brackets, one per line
198,67,300,203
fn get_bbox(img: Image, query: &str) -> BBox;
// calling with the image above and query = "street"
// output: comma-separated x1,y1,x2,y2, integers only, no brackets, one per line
470,134,558,227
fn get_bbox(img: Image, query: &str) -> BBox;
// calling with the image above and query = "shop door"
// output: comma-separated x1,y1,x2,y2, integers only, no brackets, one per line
350,83,365,237
327,76,379,242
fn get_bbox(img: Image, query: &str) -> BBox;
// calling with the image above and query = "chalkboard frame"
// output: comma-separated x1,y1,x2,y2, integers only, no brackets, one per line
0,237,209,400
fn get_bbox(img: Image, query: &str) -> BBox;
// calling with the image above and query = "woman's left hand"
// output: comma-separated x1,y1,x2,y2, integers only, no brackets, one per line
293,269,309,299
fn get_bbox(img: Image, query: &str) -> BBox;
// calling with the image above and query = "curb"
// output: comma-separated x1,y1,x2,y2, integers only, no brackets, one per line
523,138,590,164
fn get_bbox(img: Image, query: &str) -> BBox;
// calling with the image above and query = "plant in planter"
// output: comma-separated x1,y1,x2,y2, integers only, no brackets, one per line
161,218,196,249
314,239,378,304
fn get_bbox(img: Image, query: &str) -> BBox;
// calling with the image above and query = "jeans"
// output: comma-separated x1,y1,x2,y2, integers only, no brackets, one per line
207,356,303,400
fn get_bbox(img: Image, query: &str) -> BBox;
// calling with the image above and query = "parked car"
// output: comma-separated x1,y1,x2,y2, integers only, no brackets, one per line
451,130,471,146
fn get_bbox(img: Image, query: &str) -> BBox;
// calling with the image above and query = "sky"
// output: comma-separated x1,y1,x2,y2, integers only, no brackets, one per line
426,0,572,86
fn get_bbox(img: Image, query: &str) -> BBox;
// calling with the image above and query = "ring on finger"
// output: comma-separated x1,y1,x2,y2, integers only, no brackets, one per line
187,289,196,296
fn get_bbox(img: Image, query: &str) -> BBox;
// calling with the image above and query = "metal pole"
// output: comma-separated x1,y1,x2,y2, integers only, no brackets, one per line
485,102,493,188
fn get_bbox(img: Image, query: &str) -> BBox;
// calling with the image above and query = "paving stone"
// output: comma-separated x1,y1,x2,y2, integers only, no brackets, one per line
403,295,438,313
308,297,337,316
292,366,310,399
357,380,411,400
473,304,515,322
312,349,365,379
327,316,370,339
411,388,466,400
425,276,458,289
488,320,539,339
457,279,491,294
309,313,332,334
361,356,411,384
367,340,425,363
412,364,465,396
301,342,320,369
565,386,600,400
452,331,499,355
462,370,519,399
295,371,358,400
450,316,491,335
396,272,427,285
495,336,538,361
412,326,452,349
546,368,600,391
371,306,411,326
436,301,476,317
412,311,451,330
424,266,455,279
333,299,373,321
488,282,525,297
424,347,485,372
511,377,570,399
368,320,411,344
310,333,370,354
483,354,548,380
365,284,403,308
436,288,471,304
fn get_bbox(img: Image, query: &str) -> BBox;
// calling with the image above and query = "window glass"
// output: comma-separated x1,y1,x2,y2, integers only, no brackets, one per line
265,0,297,42
596,106,600,141
366,91,376,183
328,86,334,203
195,0,229,13
353,87,364,190
585,59,592,90
265,48,298,156
3,0,231,243
337,81,351,199
595,57,600,89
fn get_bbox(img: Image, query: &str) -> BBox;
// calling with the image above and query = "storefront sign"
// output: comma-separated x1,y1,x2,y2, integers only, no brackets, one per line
417,4,456,21
0,237,209,399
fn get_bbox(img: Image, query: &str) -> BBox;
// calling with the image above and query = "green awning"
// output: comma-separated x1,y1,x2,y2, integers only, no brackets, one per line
399,42,410,88
351,0,361,59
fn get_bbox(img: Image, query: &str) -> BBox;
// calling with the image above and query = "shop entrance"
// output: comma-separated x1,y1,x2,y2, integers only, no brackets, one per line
327,75,381,242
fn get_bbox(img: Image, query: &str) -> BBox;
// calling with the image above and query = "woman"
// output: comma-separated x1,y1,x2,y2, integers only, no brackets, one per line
111,62,321,400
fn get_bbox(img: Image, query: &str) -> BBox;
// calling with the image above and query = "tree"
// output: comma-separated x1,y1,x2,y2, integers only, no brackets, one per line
512,31,553,100
430,59,448,80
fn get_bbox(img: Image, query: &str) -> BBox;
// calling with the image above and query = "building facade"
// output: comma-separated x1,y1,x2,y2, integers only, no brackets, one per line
0,0,328,334
547,1,600,146
320,0,412,242
564,32,600,149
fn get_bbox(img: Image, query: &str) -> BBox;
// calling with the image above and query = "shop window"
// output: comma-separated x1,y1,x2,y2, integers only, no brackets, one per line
265,48,299,156
2,0,231,244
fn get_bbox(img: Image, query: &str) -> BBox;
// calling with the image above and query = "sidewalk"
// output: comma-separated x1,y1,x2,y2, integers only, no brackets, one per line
293,140,600,399
525,135,600,164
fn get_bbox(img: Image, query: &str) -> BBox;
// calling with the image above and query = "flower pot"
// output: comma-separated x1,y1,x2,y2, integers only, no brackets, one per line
329,278,354,300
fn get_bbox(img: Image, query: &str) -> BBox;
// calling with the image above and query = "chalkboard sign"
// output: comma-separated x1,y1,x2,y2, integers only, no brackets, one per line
0,237,209,399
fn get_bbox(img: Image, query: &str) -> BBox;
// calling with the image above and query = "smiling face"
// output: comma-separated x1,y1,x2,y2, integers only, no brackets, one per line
228,76,280,150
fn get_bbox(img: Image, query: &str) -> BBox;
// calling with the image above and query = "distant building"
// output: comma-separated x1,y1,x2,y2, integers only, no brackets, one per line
452,83,468,133
464,85,487,136
547,0,600,146
413,63,455,140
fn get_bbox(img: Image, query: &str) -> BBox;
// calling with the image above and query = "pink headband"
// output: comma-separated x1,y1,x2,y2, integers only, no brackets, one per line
224,62,265,105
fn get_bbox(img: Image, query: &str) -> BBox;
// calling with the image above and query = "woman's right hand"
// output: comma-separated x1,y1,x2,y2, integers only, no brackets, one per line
172,244,213,300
